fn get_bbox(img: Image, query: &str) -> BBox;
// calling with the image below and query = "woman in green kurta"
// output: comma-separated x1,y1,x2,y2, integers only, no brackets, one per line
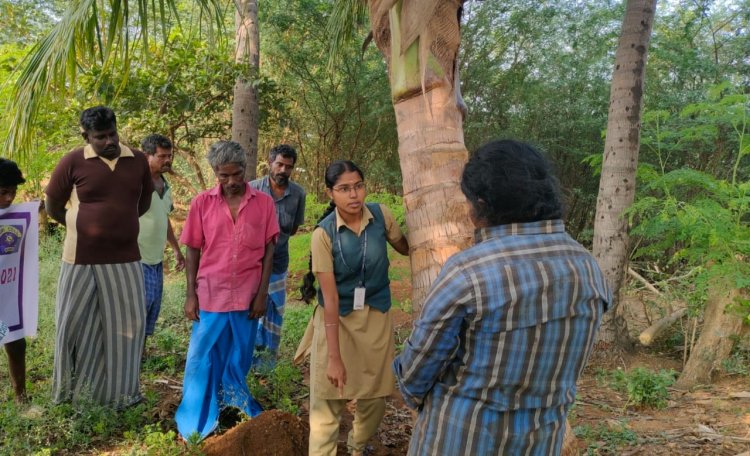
296,160,409,456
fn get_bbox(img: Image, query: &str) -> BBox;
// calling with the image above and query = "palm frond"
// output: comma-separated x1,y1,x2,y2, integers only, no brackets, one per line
5,0,226,161
326,0,368,72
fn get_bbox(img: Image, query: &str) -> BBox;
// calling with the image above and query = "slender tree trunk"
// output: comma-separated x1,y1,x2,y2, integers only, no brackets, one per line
676,282,744,389
232,0,260,180
592,0,656,348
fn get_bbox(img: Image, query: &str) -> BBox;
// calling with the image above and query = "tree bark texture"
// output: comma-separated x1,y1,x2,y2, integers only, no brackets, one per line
676,285,744,389
394,85,472,308
369,0,473,311
232,0,260,180
592,0,656,347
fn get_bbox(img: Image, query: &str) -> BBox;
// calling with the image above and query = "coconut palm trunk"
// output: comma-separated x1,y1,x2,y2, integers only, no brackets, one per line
367,0,472,310
232,0,260,180
593,0,657,347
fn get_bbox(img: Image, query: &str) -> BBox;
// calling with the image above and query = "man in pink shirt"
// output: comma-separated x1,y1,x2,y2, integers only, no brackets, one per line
175,141,279,440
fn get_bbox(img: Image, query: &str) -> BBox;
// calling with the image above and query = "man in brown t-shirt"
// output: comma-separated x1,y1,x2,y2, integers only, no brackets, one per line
45,106,153,407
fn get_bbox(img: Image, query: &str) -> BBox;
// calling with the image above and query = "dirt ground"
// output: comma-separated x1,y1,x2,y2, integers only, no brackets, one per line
152,255,750,455
188,319,750,455
202,410,308,456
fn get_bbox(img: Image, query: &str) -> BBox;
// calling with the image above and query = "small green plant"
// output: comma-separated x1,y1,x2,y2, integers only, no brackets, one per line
606,367,676,409
142,428,180,455
249,360,304,415
395,298,413,314
722,351,750,376
125,424,199,456
575,421,638,454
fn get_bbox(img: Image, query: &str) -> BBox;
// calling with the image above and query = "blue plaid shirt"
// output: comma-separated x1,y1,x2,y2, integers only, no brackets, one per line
394,220,610,456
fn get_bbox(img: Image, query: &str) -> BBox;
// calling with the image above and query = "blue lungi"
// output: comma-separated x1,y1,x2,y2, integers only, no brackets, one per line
176,310,263,440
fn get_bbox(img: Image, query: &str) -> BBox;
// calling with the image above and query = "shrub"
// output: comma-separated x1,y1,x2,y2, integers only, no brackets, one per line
608,367,677,409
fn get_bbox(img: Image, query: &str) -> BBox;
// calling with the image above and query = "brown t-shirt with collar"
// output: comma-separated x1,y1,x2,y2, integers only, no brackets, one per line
45,144,153,265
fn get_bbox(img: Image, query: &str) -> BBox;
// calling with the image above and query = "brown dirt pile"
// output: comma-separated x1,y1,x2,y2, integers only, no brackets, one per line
202,409,309,456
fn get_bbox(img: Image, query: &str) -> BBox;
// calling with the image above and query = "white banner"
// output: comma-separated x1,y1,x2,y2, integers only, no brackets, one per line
0,201,39,344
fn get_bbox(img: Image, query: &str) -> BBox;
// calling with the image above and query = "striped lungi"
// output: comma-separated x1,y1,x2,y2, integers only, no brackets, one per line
52,261,145,407
254,272,287,365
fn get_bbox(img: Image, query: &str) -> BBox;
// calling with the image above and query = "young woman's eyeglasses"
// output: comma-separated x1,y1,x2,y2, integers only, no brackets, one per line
332,182,366,194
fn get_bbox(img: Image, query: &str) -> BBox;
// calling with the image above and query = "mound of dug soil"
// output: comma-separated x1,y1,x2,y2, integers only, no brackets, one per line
202,410,309,456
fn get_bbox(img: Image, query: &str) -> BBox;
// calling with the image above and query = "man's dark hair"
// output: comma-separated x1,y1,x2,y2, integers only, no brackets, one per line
79,106,117,133
0,158,25,187
269,144,298,165
141,134,173,155
461,139,562,226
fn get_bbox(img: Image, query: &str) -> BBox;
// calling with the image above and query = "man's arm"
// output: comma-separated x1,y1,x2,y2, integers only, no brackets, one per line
45,195,68,226
393,259,469,409
290,190,306,236
45,154,73,226
137,156,153,216
167,220,185,271
184,246,201,321
249,240,275,319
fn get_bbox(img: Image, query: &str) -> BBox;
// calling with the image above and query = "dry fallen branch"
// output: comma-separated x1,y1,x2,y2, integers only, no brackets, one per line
696,424,750,444
628,267,663,296
639,308,688,346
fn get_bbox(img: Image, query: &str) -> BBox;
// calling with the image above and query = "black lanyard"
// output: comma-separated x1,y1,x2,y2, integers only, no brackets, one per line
334,213,367,287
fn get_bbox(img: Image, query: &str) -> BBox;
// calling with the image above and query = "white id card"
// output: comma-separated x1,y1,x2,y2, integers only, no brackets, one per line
353,287,366,310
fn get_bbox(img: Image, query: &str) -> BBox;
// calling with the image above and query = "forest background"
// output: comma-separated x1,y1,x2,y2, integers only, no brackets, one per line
2,0,746,243
0,0,748,454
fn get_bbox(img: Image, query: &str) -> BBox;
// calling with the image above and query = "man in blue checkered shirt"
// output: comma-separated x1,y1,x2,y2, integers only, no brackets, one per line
394,139,610,456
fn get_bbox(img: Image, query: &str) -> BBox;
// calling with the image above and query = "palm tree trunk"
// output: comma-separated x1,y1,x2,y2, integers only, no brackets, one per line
592,0,657,348
369,0,473,310
232,0,260,180
394,84,472,308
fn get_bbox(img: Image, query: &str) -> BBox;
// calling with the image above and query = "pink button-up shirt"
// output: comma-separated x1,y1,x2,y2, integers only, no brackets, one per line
180,184,279,312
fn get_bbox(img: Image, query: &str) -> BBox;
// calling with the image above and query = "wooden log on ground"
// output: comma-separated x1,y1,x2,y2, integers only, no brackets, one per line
638,307,688,346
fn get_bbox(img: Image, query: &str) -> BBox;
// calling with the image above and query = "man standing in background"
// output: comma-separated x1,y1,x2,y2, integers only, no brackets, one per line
138,134,185,345
250,144,306,367
46,106,152,407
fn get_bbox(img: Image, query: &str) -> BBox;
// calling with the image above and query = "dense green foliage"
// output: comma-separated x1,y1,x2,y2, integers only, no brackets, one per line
630,83,749,321
2,0,747,233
